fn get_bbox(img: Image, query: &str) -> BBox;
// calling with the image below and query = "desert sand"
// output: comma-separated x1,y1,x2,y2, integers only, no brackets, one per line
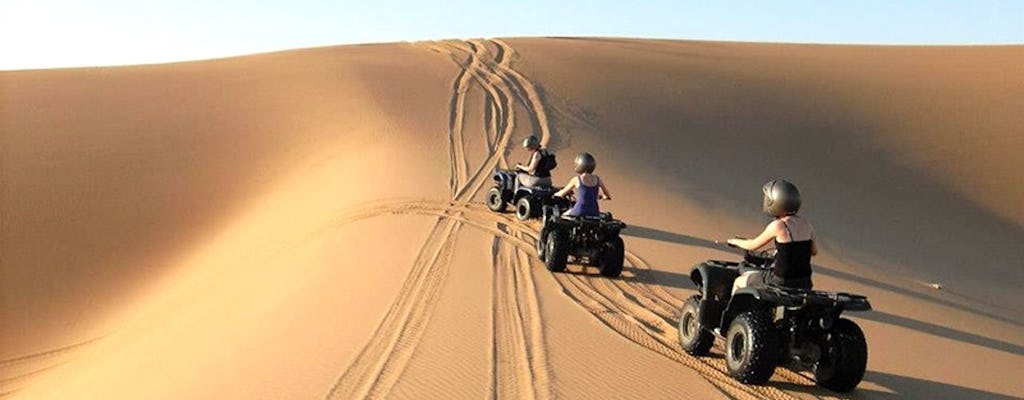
1,38,1021,399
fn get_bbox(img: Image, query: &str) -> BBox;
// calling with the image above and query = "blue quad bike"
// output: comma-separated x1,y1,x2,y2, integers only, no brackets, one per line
535,201,626,277
486,169,571,221
678,246,872,392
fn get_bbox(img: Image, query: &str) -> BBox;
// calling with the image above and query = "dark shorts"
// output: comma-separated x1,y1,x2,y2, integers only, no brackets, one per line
763,272,813,290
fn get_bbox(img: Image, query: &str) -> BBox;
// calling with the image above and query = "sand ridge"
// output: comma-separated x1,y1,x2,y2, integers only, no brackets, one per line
2,38,1022,399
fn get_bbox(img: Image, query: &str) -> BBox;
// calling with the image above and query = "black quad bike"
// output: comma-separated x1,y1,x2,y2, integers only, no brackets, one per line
535,202,627,277
486,169,570,221
677,246,872,392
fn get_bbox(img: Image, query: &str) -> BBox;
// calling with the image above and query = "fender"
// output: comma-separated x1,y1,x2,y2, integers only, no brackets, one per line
719,289,782,330
492,170,516,197
835,292,872,312
690,261,740,329
731,286,803,306
718,285,798,329
721,287,872,328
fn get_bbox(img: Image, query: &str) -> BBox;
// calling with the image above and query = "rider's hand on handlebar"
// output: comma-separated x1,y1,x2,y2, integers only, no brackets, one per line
726,237,744,248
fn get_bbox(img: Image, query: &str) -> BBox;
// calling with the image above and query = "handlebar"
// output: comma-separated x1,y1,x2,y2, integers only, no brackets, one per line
717,238,776,267
552,194,608,201
715,238,744,249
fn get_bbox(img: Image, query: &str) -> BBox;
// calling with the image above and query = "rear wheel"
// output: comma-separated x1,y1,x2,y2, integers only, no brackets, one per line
515,196,538,220
486,187,506,212
724,311,778,385
815,318,868,392
545,230,569,272
598,236,625,277
678,295,714,355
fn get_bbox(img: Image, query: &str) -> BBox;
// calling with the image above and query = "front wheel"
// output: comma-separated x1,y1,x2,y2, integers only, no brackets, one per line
486,187,507,212
678,295,714,355
545,230,569,272
598,236,625,277
537,227,551,262
724,311,779,385
815,318,868,392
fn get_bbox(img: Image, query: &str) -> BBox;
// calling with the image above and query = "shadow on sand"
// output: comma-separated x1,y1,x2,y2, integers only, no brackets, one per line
812,265,1022,328
855,311,1023,356
622,225,721,249
623,224,1023,328
774,371,1020,400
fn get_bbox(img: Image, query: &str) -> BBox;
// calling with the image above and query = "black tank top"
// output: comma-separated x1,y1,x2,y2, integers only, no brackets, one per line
534,150,553,178
772,220,813,286
773,240,813,280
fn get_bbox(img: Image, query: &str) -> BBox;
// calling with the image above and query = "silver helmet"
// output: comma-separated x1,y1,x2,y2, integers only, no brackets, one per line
762,179,801,217
522,135,540,149
574,152,596,174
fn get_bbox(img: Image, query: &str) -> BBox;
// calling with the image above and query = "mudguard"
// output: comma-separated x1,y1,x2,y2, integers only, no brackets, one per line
724,286,873,327
831,292,872,311
732,286,804,307
690,261,740,329
492,170,516,198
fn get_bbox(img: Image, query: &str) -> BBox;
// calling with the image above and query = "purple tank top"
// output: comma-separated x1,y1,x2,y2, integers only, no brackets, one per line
568,179,600,217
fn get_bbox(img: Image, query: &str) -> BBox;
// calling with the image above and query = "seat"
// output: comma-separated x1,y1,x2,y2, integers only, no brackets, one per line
561,213,602,222
514,177,554,192
737,264,765,275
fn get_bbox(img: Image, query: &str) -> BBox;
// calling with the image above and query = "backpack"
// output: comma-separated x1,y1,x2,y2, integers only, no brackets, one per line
539,150,557,172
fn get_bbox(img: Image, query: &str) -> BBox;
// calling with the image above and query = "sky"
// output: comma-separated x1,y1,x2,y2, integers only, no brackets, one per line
1,0,1022,70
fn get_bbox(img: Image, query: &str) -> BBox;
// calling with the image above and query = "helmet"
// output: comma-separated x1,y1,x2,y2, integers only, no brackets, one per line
762,179,801,217
574,152,596,174
522,135,540,149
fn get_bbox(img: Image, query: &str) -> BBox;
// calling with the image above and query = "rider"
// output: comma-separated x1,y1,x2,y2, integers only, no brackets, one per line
515,135,555,188
553,152,611,217
728,179,817,293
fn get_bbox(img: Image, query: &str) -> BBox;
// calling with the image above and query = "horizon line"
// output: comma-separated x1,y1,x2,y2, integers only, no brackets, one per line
4,35,1023,72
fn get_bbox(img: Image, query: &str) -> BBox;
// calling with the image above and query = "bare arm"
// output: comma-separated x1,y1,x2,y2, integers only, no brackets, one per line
517,151,541,173
598,176,611,200
727,221,780,251
554,176,578,197
810,228,818,255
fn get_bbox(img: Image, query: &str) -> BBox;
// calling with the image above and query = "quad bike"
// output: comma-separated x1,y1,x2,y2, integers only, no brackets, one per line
535,200,626,277
677,245,871,392
486,169,570,221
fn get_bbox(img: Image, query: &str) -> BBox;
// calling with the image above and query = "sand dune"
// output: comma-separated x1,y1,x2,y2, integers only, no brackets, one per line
1,38,1021,399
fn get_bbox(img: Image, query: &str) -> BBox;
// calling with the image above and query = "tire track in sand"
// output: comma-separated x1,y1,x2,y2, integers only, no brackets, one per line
452,40,555,400
488,225,553,400
0,336,106,396
428,40,557,400
326,39,523,399
429,41,558,400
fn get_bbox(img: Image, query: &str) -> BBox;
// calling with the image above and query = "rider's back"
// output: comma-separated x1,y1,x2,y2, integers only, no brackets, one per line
567,175,601,217
534,149,555,178
772,216,814,288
